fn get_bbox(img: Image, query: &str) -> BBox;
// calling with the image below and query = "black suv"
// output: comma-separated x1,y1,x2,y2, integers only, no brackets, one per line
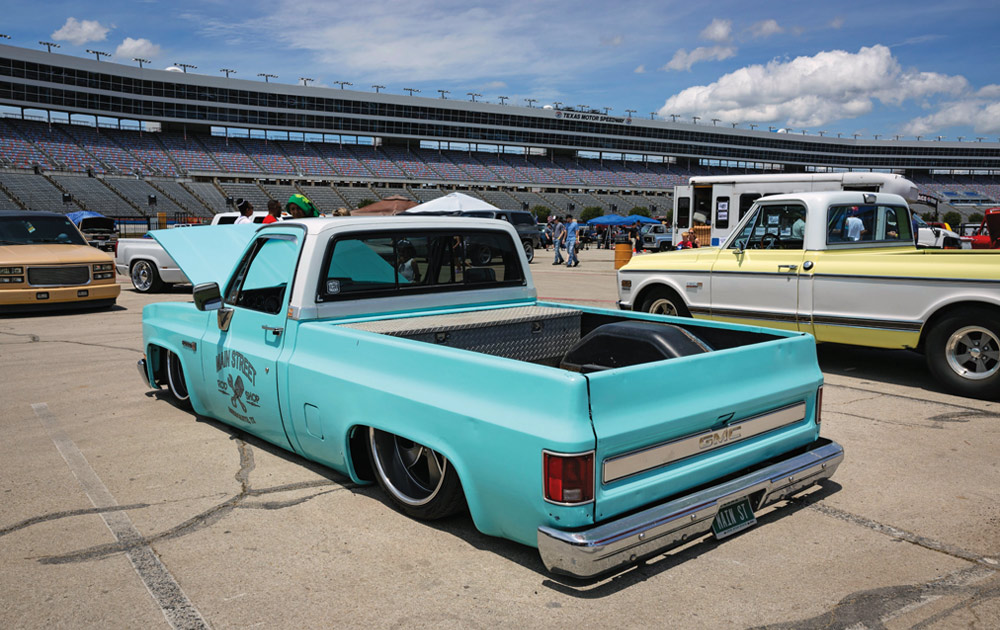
461,210,541,262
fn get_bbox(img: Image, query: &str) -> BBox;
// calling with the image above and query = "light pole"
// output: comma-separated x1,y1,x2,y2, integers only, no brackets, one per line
467,92,481,102
957,136,964,142
257,73,277,83
372,84,385,93
937,136,945,141
749,123,758,130
602,106,612,114
874,134,880,140
916,135,922,141
977,137,985,142
175,63,197,73
711,118,720,126
692,116,700,124
577,104,589,112
553,101,563,109
818,131,825,136
39,41,60,53
437,89,449,99
219,68,236,78
87,49,111,62
524,98,537,107
132,58,150,68
625,109,636,118
403,88,420,96
649,112,655,120
300,77,314,86
333,81,352,90
497,96,508,105
0,34,8,40
853,133,861,139
731,122,738,128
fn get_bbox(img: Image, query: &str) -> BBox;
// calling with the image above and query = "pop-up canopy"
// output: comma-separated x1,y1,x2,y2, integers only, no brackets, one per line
405,192,498,214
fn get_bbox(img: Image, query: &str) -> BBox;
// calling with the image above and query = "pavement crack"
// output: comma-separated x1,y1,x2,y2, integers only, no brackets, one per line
34,439,358,565
0,331,140,354
808,502,998,568
0,503,150,538
825,383,999,414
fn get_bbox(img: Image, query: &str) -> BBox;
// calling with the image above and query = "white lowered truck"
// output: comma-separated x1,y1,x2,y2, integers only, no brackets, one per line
116,212,270,292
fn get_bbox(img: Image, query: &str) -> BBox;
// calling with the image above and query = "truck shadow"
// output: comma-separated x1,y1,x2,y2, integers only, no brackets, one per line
816,343,939,393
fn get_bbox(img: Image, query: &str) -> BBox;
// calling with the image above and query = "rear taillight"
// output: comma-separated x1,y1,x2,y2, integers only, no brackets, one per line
816,386,824,425
544,451,594,505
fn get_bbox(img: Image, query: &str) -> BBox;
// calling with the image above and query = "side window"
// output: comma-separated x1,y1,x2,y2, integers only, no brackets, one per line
676,197,691,229
739,193,761,221
225,235,299,314
715,196,731,230
729,204,806,250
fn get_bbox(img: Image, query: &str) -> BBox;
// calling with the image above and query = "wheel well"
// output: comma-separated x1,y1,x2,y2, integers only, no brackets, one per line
347,425,375,482
147,344,167,387
917,301,1000,351
633,282,686,312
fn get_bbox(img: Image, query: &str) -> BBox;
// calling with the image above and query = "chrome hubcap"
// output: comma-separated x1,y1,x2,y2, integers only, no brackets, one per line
132,263,151,291
945,326,1000,381
370,428,447,506
650,298,678,316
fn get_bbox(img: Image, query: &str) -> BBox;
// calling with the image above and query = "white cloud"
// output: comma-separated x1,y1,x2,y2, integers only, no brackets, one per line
901,99,1000,135
748,19,783,39
659,45,967,128
52,17,110,46
601,35,623,47
700,18,732,43
115,37,161,60
634,65,646,74
662,46,736,72
829,17,845,29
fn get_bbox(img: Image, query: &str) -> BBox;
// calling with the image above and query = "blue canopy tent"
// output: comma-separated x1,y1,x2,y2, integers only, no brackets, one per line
66,210,107,225
586,214,659,226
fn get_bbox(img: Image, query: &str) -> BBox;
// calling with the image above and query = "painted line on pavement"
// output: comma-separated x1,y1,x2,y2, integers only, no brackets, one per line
32,402,209,630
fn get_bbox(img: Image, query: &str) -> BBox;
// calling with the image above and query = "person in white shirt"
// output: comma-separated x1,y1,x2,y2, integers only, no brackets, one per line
845,208,865,241
234,198,254,224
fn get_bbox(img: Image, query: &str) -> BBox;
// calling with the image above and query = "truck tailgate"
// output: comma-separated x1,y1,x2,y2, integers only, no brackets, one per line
586,332,823,523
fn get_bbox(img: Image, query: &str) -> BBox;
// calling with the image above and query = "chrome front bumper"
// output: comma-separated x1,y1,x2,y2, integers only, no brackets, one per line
537,438,844,578
137,358,152,388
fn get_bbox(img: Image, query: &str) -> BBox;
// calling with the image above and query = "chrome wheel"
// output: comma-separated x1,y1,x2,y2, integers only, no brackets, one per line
522,240,535,263
367,427,465,519
647,297,681,316
370,428,447,506
944,325,1000,381
166,351,189,402
130,260,162,293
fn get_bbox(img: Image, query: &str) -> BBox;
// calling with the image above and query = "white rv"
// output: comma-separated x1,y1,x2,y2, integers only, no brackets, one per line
672,173,920,247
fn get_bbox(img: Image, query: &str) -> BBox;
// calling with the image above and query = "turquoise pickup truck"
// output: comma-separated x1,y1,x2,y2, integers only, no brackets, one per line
138,216,843,578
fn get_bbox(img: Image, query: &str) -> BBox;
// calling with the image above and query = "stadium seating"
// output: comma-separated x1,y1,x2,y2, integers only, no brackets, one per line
279,140,337,176
0,119,53,169
311,144,372,178
185,181,230,214
59,124,146,175
238,138,297,175
103,129,181,177
160,133,223,173
296,184,347,213
104,178,184,216
7,119,104,173
348,145,407,179
0,172,75,210
51,174,142,216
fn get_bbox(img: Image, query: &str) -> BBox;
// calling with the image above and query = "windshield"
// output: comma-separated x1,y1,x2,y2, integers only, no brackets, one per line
913,215,928,228
0,216,87,246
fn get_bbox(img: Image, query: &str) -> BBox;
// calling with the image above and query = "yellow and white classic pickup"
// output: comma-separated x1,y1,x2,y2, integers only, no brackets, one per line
618,191,1000,400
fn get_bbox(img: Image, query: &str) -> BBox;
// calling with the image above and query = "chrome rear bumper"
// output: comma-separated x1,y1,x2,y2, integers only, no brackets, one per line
538,438,844,578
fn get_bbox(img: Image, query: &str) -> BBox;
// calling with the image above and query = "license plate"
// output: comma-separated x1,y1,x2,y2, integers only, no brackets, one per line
711,497,757,539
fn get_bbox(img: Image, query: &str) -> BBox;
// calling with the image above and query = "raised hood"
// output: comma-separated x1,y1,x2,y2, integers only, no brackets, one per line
150,224,259,287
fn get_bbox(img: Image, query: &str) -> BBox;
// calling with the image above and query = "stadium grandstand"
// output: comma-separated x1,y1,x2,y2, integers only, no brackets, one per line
0,43,997,226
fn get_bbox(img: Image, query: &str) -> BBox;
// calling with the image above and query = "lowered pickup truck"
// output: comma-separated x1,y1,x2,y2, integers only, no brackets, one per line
619,191,1000,400
138,216,842,577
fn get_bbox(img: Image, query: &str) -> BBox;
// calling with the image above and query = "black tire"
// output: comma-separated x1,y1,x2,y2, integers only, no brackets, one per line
640,287,692,317
130,259,164,293
522,240,535,263
658,242,670,252
469,245,492,266
925,308,1000,400
165,350,192,408
368,427,465,520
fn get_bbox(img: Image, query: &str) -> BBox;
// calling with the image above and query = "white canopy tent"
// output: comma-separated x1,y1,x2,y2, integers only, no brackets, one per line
404,192,498,214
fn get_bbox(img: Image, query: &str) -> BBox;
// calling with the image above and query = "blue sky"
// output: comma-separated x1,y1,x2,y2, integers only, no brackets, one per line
3,0,1000,140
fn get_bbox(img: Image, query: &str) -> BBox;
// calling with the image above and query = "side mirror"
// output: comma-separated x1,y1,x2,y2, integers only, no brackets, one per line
733,240,745,255
193,282,223,311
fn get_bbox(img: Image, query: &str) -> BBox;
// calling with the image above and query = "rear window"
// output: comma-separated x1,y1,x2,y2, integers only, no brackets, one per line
510,213,536,226
317,229,526,301
826,204,913,244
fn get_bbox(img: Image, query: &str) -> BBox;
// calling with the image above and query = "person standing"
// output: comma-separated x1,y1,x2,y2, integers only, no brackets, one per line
565,215,580,267
552,216,566,265
262,199,281,224
629,221,641,253
234,198,253,224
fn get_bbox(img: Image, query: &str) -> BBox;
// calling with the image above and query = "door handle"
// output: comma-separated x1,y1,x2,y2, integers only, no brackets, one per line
777,264,798,271
262,325,284,336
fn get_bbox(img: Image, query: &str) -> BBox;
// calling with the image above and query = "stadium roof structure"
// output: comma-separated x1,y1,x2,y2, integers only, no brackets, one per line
1,43,999,175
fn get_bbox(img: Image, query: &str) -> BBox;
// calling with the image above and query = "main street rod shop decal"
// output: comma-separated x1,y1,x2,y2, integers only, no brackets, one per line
215,349,260,424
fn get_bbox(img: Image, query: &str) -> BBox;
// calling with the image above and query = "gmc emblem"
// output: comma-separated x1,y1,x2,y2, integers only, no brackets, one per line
699,426,743,450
